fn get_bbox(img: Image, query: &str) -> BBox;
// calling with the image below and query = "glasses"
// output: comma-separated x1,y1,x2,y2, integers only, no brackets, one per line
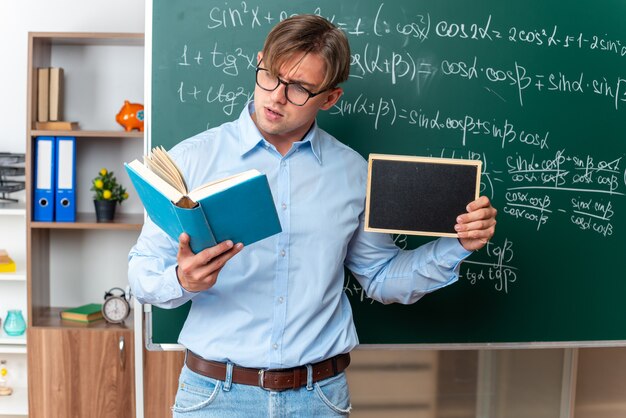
255,66,330,106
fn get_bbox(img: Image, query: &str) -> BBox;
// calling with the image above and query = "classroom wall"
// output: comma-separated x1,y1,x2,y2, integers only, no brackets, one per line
0,0,145,154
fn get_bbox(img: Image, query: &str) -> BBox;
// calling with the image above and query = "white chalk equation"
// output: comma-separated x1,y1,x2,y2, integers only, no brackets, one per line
177,43,257,76
175,40,626,111
331,95,551,150
176,81,253,116
343,237,519,299
505,151,623,195
199,2,626,61
461,238,518,294
440,57,626,110
570,197,615,237
501,151,624,234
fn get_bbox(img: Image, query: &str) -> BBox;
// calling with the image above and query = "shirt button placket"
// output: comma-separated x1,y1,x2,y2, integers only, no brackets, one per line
270,157,290,366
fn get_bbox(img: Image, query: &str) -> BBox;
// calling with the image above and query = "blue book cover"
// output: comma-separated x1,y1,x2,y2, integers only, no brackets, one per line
125,153,282,253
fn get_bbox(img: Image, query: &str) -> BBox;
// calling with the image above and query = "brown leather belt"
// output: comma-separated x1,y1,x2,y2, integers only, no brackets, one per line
185,350,350,391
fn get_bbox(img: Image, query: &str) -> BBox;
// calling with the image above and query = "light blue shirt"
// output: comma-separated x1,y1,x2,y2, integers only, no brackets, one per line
128,102,471,369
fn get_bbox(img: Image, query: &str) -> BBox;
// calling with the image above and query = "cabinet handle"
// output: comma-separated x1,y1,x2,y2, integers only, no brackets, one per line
119,335,126,371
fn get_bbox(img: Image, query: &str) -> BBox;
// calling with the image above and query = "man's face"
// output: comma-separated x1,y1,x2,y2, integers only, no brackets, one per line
252,52,343,149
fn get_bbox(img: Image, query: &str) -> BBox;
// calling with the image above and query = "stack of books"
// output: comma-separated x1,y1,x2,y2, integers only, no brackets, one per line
36,67,78,130
60,303,103,323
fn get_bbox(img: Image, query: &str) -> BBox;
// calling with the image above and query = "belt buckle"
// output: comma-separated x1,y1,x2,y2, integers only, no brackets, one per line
258,368,270,391
258,368,288,392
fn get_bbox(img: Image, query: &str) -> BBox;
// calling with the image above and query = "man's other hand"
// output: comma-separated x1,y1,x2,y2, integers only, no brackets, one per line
455,196,497,251
176,233,244,292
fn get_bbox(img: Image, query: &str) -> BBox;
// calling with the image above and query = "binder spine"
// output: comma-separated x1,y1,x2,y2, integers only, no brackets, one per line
33,136,56,222
55,136,76,222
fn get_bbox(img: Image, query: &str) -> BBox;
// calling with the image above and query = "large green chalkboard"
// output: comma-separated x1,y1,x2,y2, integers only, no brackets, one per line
147,0,626,347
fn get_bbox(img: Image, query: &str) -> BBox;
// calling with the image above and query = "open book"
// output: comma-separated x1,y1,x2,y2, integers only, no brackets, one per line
125,147,282,252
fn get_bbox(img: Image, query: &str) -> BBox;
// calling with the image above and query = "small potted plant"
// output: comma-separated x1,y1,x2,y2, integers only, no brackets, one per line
91,168,129,222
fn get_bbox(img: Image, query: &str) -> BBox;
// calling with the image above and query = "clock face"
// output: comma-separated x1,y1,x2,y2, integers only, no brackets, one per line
103,297,130,323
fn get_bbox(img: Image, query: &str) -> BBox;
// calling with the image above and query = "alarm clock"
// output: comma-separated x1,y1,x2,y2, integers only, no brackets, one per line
102,287,131,324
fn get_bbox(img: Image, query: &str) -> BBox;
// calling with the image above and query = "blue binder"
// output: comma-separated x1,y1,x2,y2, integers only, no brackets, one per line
54,137,76,222
33,136,56,222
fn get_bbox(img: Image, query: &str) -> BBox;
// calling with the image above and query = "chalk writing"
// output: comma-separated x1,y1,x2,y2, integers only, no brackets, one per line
343,272,375,304
177,81,253,116
177,43,257,75
440,57,625,109
503,193,551,230
505,151,623,195
570,197,615,236
196,1,626,61
155,0,626,307
331,96,550,149
462,238,518,294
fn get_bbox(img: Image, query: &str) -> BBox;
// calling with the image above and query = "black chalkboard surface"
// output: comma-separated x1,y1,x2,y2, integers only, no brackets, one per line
146,0,626,348
366,155,481,237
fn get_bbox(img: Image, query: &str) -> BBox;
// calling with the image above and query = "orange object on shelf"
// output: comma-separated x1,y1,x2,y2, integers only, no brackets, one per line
115,100,144,132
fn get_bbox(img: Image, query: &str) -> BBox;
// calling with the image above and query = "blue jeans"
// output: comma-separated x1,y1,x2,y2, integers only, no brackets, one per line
172,364,352,417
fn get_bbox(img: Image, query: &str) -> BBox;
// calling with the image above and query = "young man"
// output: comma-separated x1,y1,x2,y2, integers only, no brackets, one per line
129,14,497,417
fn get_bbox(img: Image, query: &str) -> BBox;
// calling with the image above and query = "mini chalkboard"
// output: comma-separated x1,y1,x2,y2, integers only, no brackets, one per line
365,154,482,237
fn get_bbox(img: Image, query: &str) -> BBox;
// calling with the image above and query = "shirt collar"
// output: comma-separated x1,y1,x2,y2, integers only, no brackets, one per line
238,101,323,164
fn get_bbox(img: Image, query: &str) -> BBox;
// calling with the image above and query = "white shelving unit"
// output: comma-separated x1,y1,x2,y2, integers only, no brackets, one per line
0,334,26,354
0,261,26,283
0,201,25,215
0,386,28,416
0,199,27,417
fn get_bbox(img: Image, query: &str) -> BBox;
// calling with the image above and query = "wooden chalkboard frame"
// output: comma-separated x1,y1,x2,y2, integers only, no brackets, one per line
365,154,481,237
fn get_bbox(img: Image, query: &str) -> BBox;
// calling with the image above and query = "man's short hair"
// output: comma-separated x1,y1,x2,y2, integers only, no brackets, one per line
261,14,351,91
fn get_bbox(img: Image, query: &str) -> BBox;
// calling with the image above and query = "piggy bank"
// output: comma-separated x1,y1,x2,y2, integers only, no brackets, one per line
116,100,144,132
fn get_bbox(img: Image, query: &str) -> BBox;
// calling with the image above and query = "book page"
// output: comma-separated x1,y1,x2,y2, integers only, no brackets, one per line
127,159,184,203
188,169,261,202
144,156,181,192
146,146,187,192
153,147,184,182
144,146,188,195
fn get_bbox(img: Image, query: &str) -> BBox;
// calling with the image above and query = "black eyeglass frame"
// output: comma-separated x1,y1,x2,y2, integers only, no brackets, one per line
255,66,331,106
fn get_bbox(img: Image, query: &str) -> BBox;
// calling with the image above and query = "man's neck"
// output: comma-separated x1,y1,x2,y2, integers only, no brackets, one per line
251,112,314,156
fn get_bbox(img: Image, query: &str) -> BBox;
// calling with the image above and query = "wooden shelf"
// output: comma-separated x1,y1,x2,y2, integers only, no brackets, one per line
32,307,133,330
31,32,144,46
30,212,143,230
31,130,143,139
